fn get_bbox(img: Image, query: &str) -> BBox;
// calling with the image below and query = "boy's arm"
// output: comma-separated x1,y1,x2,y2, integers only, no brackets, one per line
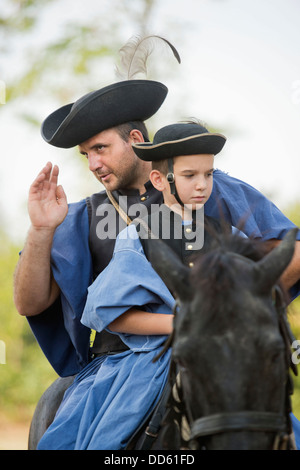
108,307,174,335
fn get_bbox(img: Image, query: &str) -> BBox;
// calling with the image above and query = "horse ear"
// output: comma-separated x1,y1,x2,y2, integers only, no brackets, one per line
148,239,192,300
255,228,298,292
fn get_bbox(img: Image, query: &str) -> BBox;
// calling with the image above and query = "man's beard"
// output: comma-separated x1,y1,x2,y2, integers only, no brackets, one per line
95,162,141,192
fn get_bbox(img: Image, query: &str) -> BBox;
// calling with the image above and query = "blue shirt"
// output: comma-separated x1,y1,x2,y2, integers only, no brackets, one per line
37,231,173,450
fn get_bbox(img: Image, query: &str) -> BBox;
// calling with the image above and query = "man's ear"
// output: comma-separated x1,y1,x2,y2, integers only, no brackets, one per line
129,129,144,143
150,169,168,191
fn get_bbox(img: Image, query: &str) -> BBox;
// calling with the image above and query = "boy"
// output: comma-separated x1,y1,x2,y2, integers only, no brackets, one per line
100,121,232,335
36,121,234,449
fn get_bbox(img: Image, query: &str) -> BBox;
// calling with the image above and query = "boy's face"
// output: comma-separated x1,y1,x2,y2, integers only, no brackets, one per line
164,154,214,210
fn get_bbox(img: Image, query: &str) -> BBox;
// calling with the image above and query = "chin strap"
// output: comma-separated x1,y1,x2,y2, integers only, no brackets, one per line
166,158,184,207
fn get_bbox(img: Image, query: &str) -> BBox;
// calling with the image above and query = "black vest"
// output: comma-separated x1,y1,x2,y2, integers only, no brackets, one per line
87,183,162,355
134,204,228,267
87,188,229,355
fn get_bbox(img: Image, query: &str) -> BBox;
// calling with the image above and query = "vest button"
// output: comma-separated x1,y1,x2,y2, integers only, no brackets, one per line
140,196,148,202
189,262,194,268
187,244,193,250
185,227,192,233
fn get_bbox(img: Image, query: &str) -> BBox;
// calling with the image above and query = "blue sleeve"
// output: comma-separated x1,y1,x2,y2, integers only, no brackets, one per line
27,200,93,376
206,170,300,300
81,225,175,351
206,170,300,240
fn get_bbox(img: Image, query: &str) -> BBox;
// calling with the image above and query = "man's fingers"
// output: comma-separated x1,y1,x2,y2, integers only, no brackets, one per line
30,162,60,195
56,185,67,204
31,162,52,186
50,164,59,186
37,161,53,179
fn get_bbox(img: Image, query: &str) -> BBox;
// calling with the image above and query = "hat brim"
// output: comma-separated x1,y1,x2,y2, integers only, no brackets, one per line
41,80,168,148
132,133,226,161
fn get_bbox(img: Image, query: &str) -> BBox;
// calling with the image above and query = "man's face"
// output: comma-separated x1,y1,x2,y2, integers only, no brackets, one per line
78,128,144,191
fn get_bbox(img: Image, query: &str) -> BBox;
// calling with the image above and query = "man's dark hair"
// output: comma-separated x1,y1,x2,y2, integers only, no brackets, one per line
115,121,149,142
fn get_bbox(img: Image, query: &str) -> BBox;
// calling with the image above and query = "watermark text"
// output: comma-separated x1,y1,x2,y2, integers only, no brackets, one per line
94,199,205,250
292,340,300,365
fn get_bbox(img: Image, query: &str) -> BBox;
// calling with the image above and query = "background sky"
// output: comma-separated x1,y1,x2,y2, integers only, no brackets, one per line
1,0,300,243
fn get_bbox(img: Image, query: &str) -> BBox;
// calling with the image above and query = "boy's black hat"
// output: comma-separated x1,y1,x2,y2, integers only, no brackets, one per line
41,80,168,149
132,122,226,161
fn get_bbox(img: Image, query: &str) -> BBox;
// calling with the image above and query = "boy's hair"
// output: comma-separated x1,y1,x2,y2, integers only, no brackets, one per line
115,121,149,142
151,159,169,175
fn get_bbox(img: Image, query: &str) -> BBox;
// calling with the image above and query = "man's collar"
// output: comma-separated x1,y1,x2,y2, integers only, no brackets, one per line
117,180,154,197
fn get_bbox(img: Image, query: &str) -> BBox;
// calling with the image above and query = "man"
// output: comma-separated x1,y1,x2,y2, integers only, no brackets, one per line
14,79,167,377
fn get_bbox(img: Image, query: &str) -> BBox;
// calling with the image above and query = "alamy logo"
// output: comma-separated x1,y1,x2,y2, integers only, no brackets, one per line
292,340,300,365
94,199,205,250
0,80,5,104
0,340,6,364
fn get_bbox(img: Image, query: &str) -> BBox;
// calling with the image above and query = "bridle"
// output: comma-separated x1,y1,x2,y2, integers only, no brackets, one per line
189,411,289,450
169,284,297,450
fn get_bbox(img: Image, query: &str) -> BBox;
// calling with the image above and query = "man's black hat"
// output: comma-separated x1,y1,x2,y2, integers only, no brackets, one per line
132,122,226,161
41,80,168,148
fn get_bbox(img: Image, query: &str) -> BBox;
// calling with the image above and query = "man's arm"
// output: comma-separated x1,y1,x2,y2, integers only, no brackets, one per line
13,162,68,316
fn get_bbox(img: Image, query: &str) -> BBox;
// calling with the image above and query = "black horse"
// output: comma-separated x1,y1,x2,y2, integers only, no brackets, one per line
147,227,298,450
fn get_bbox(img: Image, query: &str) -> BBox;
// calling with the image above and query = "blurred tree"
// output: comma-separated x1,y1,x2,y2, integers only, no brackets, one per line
283,203,300,418
0,233,57,420
286,203,300,229
0,0,185,236
1,0,166,110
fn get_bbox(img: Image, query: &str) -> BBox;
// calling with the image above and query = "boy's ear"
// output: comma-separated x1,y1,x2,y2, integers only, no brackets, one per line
150,169,167,191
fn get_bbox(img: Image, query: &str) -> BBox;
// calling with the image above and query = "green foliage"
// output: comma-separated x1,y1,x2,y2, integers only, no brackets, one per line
0,0,53,33
1,0,159,110
286,203,300,229
284,204,300,417
0,234,57,420
290,312,300,415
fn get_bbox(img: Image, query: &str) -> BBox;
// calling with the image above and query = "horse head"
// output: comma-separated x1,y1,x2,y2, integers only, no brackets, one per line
150,228,298,450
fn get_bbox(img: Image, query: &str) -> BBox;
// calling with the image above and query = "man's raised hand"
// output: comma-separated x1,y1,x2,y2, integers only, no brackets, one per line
28,162,68,231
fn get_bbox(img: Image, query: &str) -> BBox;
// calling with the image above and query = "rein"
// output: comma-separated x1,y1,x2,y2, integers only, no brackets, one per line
106,190,132,225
